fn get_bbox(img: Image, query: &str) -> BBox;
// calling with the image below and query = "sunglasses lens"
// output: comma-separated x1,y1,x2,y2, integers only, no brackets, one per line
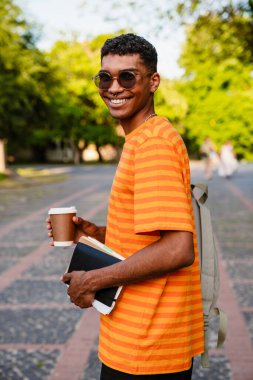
119,71,136,88
93,71,137,89
95,73,112,89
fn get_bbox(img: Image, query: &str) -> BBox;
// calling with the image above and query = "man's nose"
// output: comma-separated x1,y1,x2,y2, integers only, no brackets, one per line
108,77,123,92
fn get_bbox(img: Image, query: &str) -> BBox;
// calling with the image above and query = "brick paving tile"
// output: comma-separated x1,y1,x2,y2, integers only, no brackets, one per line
0,163,252,380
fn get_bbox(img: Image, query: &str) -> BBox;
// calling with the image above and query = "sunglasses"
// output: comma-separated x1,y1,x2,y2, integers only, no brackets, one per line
93,70,151,90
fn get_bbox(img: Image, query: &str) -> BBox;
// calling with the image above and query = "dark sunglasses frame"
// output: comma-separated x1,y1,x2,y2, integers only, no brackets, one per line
92,70,152,90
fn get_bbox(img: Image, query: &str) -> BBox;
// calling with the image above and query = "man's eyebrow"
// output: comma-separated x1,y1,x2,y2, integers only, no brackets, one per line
99,68,140,73
120,68,139,72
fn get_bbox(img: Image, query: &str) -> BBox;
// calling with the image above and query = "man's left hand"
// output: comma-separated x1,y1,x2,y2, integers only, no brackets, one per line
62,271,95,309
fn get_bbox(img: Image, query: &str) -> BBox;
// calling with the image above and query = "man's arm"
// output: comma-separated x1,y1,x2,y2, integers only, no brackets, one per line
63,230,194,308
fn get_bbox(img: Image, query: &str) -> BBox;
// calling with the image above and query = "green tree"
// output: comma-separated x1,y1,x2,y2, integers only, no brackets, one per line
178,7,253,159
79,1,253,39
48,35,123,162
78,1,253,160
155,79,188,133
0,0,55,164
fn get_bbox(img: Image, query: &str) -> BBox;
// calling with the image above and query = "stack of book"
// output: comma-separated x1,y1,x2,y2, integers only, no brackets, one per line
66,236,124,314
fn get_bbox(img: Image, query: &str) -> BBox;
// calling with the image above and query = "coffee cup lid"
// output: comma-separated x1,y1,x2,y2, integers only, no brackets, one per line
48,206,77,215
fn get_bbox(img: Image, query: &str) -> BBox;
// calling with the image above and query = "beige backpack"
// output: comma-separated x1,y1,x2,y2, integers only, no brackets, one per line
191,183,228,367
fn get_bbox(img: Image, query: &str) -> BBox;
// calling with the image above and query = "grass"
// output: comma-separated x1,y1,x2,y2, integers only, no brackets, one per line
0,172,8,181
16,167,59,177
0,167,68,188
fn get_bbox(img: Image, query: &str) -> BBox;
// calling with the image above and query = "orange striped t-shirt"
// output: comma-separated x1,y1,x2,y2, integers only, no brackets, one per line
99,116,204,375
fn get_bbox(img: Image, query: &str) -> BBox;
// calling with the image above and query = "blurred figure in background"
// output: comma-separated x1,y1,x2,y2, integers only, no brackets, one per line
218,140,238,178
200,136,217,180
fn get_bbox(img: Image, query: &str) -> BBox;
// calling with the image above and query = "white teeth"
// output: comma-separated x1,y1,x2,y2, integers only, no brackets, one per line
110,99,127,104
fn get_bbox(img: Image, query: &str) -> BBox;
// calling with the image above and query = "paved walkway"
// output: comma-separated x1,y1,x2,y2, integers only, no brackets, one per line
0,162,252,380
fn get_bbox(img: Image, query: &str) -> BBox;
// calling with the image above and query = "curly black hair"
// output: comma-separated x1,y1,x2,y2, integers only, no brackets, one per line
101,33,157,73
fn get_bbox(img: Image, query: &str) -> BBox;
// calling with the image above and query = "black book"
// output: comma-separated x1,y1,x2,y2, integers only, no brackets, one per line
66,237,124,314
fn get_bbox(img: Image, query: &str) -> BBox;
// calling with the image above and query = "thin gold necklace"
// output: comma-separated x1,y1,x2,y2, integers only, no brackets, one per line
144,113,157,123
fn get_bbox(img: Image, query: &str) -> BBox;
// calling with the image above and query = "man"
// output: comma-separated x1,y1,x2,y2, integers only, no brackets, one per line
47,33,204,379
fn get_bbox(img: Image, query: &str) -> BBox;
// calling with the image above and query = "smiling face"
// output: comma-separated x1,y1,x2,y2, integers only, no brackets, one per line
98,53,160,134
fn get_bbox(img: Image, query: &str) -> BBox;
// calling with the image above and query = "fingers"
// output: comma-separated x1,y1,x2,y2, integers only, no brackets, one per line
46,222,53,237
72,216,84,224
46,216,52,230
62,273,72,283
62,271,94,309
68,292,93,309
45,217,54,244
68,296,90,309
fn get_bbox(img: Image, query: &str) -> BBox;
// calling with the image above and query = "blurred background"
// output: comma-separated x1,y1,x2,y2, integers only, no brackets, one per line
0,0,252,177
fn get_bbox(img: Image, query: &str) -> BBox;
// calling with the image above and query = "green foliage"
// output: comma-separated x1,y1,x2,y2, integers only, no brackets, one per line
0,0,54,160
0,1,121,164
0,172,8,181
155,79,188,132
47,35,122,161
178,7,253,160
1,0,252,163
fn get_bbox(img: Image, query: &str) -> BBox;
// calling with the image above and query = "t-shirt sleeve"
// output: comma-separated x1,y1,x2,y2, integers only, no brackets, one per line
134,137,193,234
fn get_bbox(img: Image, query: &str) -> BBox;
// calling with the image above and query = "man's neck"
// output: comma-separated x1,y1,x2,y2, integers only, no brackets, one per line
120,108,156,136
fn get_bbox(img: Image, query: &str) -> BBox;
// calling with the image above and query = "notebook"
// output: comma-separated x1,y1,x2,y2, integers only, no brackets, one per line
66,236,124,314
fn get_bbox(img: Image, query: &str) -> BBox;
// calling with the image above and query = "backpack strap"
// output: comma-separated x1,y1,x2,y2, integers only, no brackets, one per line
201,314,210,367
199,197,217,315
191,183,208,204
212,307,228,349
201,307,228,367
191,183,209,267
191,183,228,367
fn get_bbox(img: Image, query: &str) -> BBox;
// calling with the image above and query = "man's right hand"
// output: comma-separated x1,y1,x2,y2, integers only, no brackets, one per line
72,216,102,243
46,216,105,245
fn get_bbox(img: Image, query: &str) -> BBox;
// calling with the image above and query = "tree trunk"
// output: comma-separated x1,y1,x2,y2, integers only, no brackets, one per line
0,139,6,174
96,145,103,162
69,139,81,164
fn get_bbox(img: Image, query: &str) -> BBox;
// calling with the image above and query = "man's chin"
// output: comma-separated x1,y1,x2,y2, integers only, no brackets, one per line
108,109,127,120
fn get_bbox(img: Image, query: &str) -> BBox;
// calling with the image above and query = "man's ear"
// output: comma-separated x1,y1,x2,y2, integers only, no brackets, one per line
150,72,160,93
